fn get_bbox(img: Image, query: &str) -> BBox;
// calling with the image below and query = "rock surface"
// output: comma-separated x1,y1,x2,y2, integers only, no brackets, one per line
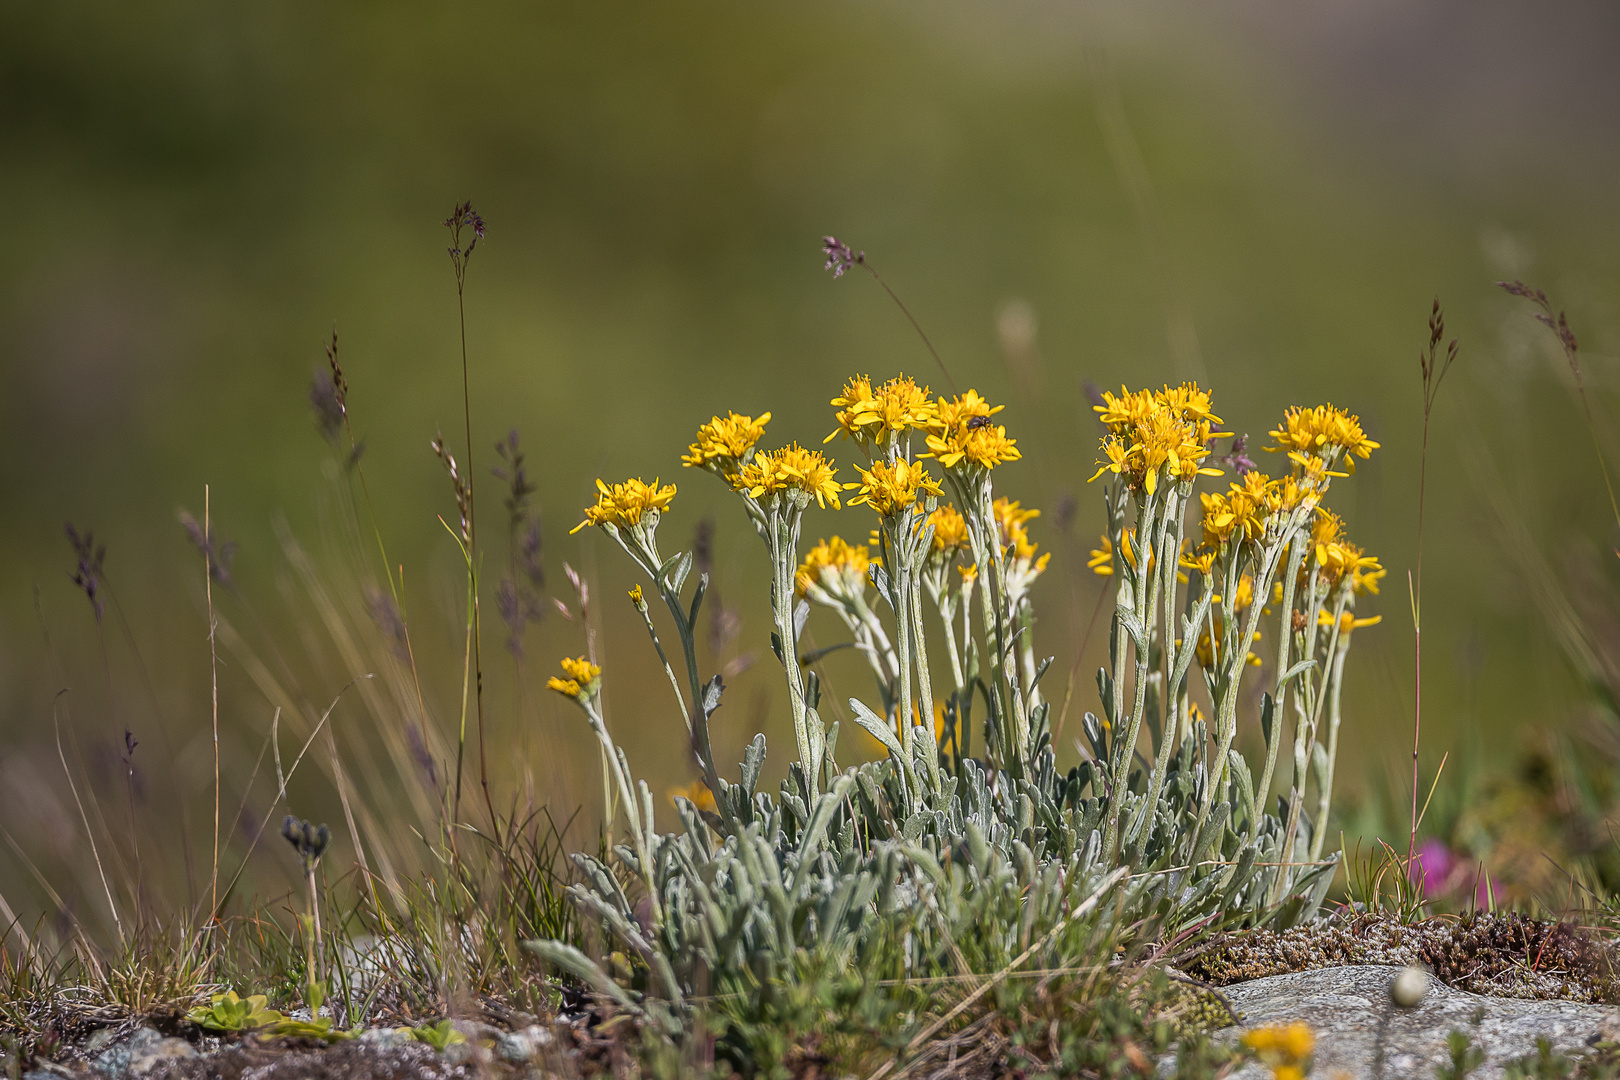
1206,965,1617,1078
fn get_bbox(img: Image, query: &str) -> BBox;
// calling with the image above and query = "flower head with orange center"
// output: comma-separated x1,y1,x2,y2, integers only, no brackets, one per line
733,444,847,509
547,655,601,699
681,410,771,472
826,374,935,445
572,478,677,534
850,457,943,517
796,536,871,598
1266,405,1380,469
924,390,1021,471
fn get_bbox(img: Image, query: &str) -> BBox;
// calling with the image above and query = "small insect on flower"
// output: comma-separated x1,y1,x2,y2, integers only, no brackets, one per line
547,655,601,699
925,390,1020,471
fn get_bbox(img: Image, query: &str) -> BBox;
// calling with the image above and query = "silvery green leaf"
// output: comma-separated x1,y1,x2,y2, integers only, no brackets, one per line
794,599,810,642
1228,750,1256,834
849,697,904,758
805,669,821,711
687,572,708,629
740,733,766,796
701,674,725,719
1031,656,1054,690
1279,658,1316,687
659,550,693,595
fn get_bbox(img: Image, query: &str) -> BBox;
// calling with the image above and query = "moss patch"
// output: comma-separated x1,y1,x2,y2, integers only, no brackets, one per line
1183,913,1618,1004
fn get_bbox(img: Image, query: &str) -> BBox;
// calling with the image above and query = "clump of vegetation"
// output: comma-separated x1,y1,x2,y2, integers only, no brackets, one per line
0,211,1407,1078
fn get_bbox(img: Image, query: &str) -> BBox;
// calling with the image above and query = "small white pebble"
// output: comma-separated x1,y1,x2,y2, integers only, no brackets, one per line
1390,966,1428,1008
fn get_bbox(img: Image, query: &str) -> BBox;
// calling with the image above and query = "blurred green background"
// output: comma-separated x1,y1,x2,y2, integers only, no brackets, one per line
3,0,1620,917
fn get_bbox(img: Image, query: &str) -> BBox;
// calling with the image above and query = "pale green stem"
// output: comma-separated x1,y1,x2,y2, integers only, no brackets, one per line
1309,631,1352,861
770,506,819,795
1254,530,1307,811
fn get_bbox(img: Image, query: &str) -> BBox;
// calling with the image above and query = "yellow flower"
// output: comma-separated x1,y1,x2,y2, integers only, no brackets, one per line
924,390,1021,470
851,458,943,517
547,655,601,698
826,374,935,443
1243,1022,1315,1078
1316,533,1385,595
733,444,847,509
1158,382,1223,426
992,498,1040,560
1088,536,1115,576
957,563,978,583
1092,386,1161,434
572,478,677,534
925,504,970,555
1087,384,1224,494
1267,405,1380,467
669,779,718,814
682,410,771,471
796,536,871,597
1319,609,1382,635
1179,545,1217,576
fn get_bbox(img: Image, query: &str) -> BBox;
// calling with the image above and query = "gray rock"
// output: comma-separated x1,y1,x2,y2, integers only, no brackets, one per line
125,1037,196,1076
1206,965,1616,1079
496,1025,553,1063
92,1027,161,1078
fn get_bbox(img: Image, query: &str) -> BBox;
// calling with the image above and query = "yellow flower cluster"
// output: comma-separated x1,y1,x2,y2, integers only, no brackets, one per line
1198,471,1275,550
851,458,943,517
733,444,847,509
993,498,1040,561
571,478,677,534
796,536,871,597
925,390,1022,471
826,375,936,444
1241,1022,1314,1080
1267,404,1380,467
547,655,601,698
1089,383,1225,495
681,410,771,472
1311,510,1386,595
925,504,970,555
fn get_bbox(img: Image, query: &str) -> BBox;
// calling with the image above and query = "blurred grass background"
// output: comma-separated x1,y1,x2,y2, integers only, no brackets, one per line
2,0,1619,917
